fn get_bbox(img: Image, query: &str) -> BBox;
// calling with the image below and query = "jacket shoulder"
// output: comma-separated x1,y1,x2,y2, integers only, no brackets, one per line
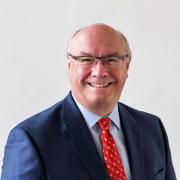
119,102,159,118
14,99,64,133
118,102,161,126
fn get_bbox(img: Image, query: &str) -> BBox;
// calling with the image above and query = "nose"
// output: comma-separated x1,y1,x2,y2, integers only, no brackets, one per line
91,60,109,77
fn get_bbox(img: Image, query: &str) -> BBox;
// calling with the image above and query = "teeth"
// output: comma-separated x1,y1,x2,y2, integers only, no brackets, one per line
90,83,110,88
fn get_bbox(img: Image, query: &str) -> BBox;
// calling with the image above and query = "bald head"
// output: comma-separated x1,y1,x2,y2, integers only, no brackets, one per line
67,23,131,57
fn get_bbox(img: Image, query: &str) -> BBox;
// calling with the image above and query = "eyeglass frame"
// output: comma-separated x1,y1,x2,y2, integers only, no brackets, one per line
67,53,130,68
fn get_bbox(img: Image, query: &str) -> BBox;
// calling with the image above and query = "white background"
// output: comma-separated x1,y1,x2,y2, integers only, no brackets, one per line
0,0,179,178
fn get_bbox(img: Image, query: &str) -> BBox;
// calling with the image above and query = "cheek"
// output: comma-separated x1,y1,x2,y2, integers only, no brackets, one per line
115,71,128,86
77,65,91,78
68,65,89,87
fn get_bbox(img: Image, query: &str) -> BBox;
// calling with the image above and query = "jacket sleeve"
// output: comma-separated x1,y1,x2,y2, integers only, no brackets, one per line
1,127,46,180
158,119,177,180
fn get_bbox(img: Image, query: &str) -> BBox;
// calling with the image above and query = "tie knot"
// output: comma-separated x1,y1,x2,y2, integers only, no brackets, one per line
98,118,111,131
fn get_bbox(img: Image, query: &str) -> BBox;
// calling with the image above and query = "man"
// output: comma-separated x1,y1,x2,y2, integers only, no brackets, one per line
1,23,176,180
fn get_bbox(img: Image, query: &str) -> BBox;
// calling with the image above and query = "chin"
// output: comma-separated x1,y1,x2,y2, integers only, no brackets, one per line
87,95,110,106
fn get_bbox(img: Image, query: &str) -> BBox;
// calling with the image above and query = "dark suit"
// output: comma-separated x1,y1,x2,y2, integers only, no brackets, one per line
1,92,176,180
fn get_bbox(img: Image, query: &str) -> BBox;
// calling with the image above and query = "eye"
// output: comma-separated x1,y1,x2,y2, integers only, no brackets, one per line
106,57,119,64
79,57,94,64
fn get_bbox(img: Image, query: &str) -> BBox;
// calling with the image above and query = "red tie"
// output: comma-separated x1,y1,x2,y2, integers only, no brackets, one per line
98,118,127,180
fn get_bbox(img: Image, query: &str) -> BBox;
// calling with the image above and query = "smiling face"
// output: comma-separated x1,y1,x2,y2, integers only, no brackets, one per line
68,24,131,116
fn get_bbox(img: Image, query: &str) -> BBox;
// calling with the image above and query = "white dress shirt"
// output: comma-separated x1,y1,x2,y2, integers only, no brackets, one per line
74,98,131,180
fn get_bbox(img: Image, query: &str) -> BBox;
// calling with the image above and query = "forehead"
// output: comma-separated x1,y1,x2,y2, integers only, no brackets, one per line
69,26,128,56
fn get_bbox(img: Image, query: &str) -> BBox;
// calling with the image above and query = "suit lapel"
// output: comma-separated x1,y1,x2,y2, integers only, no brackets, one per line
118,103,143,180
61,93,109,180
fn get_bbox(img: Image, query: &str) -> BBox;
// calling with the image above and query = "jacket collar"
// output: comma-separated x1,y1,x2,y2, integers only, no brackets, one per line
118,103,143,180
61,92,109,180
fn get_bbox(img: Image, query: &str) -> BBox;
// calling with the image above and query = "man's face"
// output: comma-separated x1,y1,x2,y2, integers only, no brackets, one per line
68,24,130,115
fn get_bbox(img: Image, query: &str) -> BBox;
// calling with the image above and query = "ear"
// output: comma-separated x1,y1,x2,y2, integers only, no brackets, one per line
126,59,131,69
126,59,131,78
67,61,71,78
68,59,72,69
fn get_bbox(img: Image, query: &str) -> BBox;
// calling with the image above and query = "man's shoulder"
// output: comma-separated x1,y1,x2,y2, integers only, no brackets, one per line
118,102,161,125
12,92,75,134
14,99,64,133
118,102,165,138
119,102,158,117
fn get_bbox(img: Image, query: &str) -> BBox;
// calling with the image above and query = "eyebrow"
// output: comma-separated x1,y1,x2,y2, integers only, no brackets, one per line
77,51,121,57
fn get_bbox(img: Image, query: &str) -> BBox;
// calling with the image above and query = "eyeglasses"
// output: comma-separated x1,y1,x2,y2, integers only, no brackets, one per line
68,53,130,68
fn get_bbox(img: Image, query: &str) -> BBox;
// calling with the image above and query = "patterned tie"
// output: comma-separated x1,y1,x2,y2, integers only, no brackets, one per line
98,118,127,180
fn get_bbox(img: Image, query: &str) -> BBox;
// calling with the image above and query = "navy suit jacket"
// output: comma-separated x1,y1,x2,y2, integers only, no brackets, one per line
1,92,176,180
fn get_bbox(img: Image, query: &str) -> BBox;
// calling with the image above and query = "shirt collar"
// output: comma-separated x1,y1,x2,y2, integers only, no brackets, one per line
73,96,121,130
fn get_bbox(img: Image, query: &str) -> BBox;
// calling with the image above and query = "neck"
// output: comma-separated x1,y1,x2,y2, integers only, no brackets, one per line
87,104,114,117
74,98,116,117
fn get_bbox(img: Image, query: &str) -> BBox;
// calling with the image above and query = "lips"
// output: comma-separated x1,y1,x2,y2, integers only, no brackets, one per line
88,82,113,88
